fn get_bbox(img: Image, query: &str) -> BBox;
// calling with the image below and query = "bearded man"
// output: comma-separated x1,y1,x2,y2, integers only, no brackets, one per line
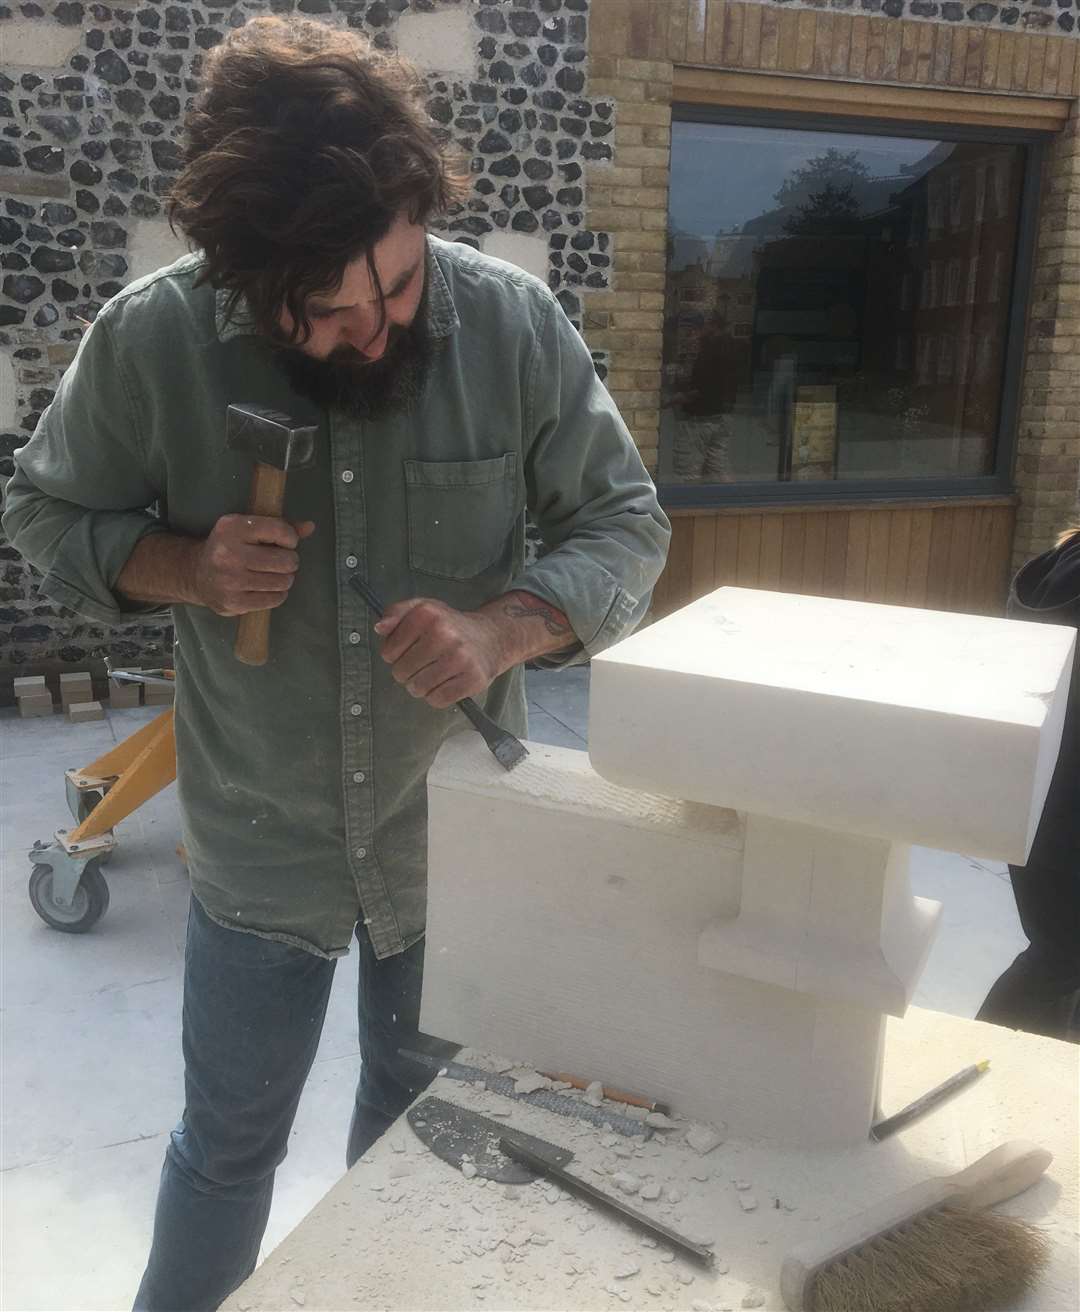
2,17,670,1311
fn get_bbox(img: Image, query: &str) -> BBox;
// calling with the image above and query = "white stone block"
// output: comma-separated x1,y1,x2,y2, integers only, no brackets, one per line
3,20,83,67
482,232,550,283
590,588,1074,865
126,220,189,284
393,7,476,78
0,352,15,429
421,735,890,1146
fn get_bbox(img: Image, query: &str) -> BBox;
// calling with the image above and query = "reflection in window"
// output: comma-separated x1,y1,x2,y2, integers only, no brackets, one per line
661,121,1026,487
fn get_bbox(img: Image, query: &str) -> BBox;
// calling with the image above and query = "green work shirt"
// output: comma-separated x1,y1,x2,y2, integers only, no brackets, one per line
3,236,670,959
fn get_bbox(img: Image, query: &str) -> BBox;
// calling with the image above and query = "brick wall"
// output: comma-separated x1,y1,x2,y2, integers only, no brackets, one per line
585,0,1080,568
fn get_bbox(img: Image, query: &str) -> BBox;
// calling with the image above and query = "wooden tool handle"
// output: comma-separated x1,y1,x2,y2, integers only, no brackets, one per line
948,1140,1053,1210
780,1140,1052,1311
234,462,288,667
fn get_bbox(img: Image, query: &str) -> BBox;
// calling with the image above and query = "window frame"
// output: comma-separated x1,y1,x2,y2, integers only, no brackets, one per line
659,105,1046,511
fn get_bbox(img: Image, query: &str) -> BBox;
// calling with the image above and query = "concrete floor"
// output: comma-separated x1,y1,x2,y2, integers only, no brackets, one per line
0,665,1027,1312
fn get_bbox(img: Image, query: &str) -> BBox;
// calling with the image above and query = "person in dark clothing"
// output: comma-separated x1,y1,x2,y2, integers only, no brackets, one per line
977,528,1080,1044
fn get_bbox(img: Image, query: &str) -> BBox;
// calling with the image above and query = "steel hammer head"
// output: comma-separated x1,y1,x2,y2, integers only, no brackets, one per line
227,403,317,471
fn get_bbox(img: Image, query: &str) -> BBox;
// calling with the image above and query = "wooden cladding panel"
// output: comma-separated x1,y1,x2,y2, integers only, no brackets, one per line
659,0,1080,99
650,502,1016,620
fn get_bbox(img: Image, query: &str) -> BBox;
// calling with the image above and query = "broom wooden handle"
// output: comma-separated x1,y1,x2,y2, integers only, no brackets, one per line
780,1140,1052,1311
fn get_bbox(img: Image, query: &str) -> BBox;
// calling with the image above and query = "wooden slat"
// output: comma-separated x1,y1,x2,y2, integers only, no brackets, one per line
985,506,1015,616
780,513,806,593
760,6,780,72
1041,30,1061,96
1012,30,1032,92
715,515,741,587
822,512,849,599
932,24,952,86
865,512,891,599
966,506,997,615
667,0,690,63
965,29,986,89
925,509,954,611
948,28,970,89
830,11,853,79
741,1,763,70
898,21,919,85
801,511,827,597
777,7,800,73
980,29,1001,91
736,514,762,586
916,21,935,85
759,514,784,589
704,0,727,65
884,510,912,605
670,67,1073,133
723,0,744,67
658,515,693,617
849,15,870,80
685,0,707,63
795,9,817,75
905,509,934,608
996,31,1018,92
944,506,976,611
691,515,719,599
865,14,886,81
1057,34,1077,99
1026,35,1048,94
844,511,871,600
813,11,834,77
881,18,903,82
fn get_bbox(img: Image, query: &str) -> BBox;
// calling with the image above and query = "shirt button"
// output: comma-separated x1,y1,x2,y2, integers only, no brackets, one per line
350,703,363,716
348,631,362,645
355,847,367,860
352,771,366,783
345,554,358,569
341,469,355,484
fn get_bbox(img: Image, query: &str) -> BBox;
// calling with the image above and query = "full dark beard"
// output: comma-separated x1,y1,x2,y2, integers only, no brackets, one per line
274,322,434,421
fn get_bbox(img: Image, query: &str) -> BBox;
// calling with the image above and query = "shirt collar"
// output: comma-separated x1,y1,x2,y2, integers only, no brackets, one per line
213,236,460,344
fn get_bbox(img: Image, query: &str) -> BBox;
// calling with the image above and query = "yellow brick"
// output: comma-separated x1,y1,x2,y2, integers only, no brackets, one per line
605,370,640,390
609,388,656,407
634,408,661,427
633,331,664,352
614,123,645,146
620,272,666,291
590,77,647,101
614,145,670,168
616,229,667,251
641,209,668,230
587,165,643,188
615,103,672,126
636,370,663,389
646,81,672,102
616,57,674,81
585,291,643,310
589,206,640,230
614,186,668,208
638,292,665,310
642,125,670,146
643,166,670,187
613,311,662,330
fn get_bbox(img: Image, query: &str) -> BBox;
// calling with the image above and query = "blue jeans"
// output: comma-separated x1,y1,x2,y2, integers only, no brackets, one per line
134,896,456,1312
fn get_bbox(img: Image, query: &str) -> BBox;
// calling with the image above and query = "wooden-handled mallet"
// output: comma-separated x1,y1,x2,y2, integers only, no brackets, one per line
226,403,317,667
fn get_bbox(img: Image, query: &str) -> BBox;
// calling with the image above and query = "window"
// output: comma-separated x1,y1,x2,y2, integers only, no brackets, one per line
661,114,1036,500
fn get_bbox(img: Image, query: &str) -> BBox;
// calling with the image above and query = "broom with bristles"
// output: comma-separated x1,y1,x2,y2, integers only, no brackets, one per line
780,1141,1053,1312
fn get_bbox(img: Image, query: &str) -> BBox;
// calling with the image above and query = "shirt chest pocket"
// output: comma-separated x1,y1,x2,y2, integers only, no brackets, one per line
404,453,520,581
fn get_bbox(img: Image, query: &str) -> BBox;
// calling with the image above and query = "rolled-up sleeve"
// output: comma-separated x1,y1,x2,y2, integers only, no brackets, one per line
510,291,671,663
1,312,170,624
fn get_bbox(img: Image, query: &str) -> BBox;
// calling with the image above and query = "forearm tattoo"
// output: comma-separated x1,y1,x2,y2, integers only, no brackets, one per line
502,594,573,639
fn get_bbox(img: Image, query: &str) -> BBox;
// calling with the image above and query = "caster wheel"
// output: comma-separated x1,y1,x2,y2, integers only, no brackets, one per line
29,860,110,933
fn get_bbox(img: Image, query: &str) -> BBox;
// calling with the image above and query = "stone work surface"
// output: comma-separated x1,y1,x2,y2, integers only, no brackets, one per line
0,0,611,678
